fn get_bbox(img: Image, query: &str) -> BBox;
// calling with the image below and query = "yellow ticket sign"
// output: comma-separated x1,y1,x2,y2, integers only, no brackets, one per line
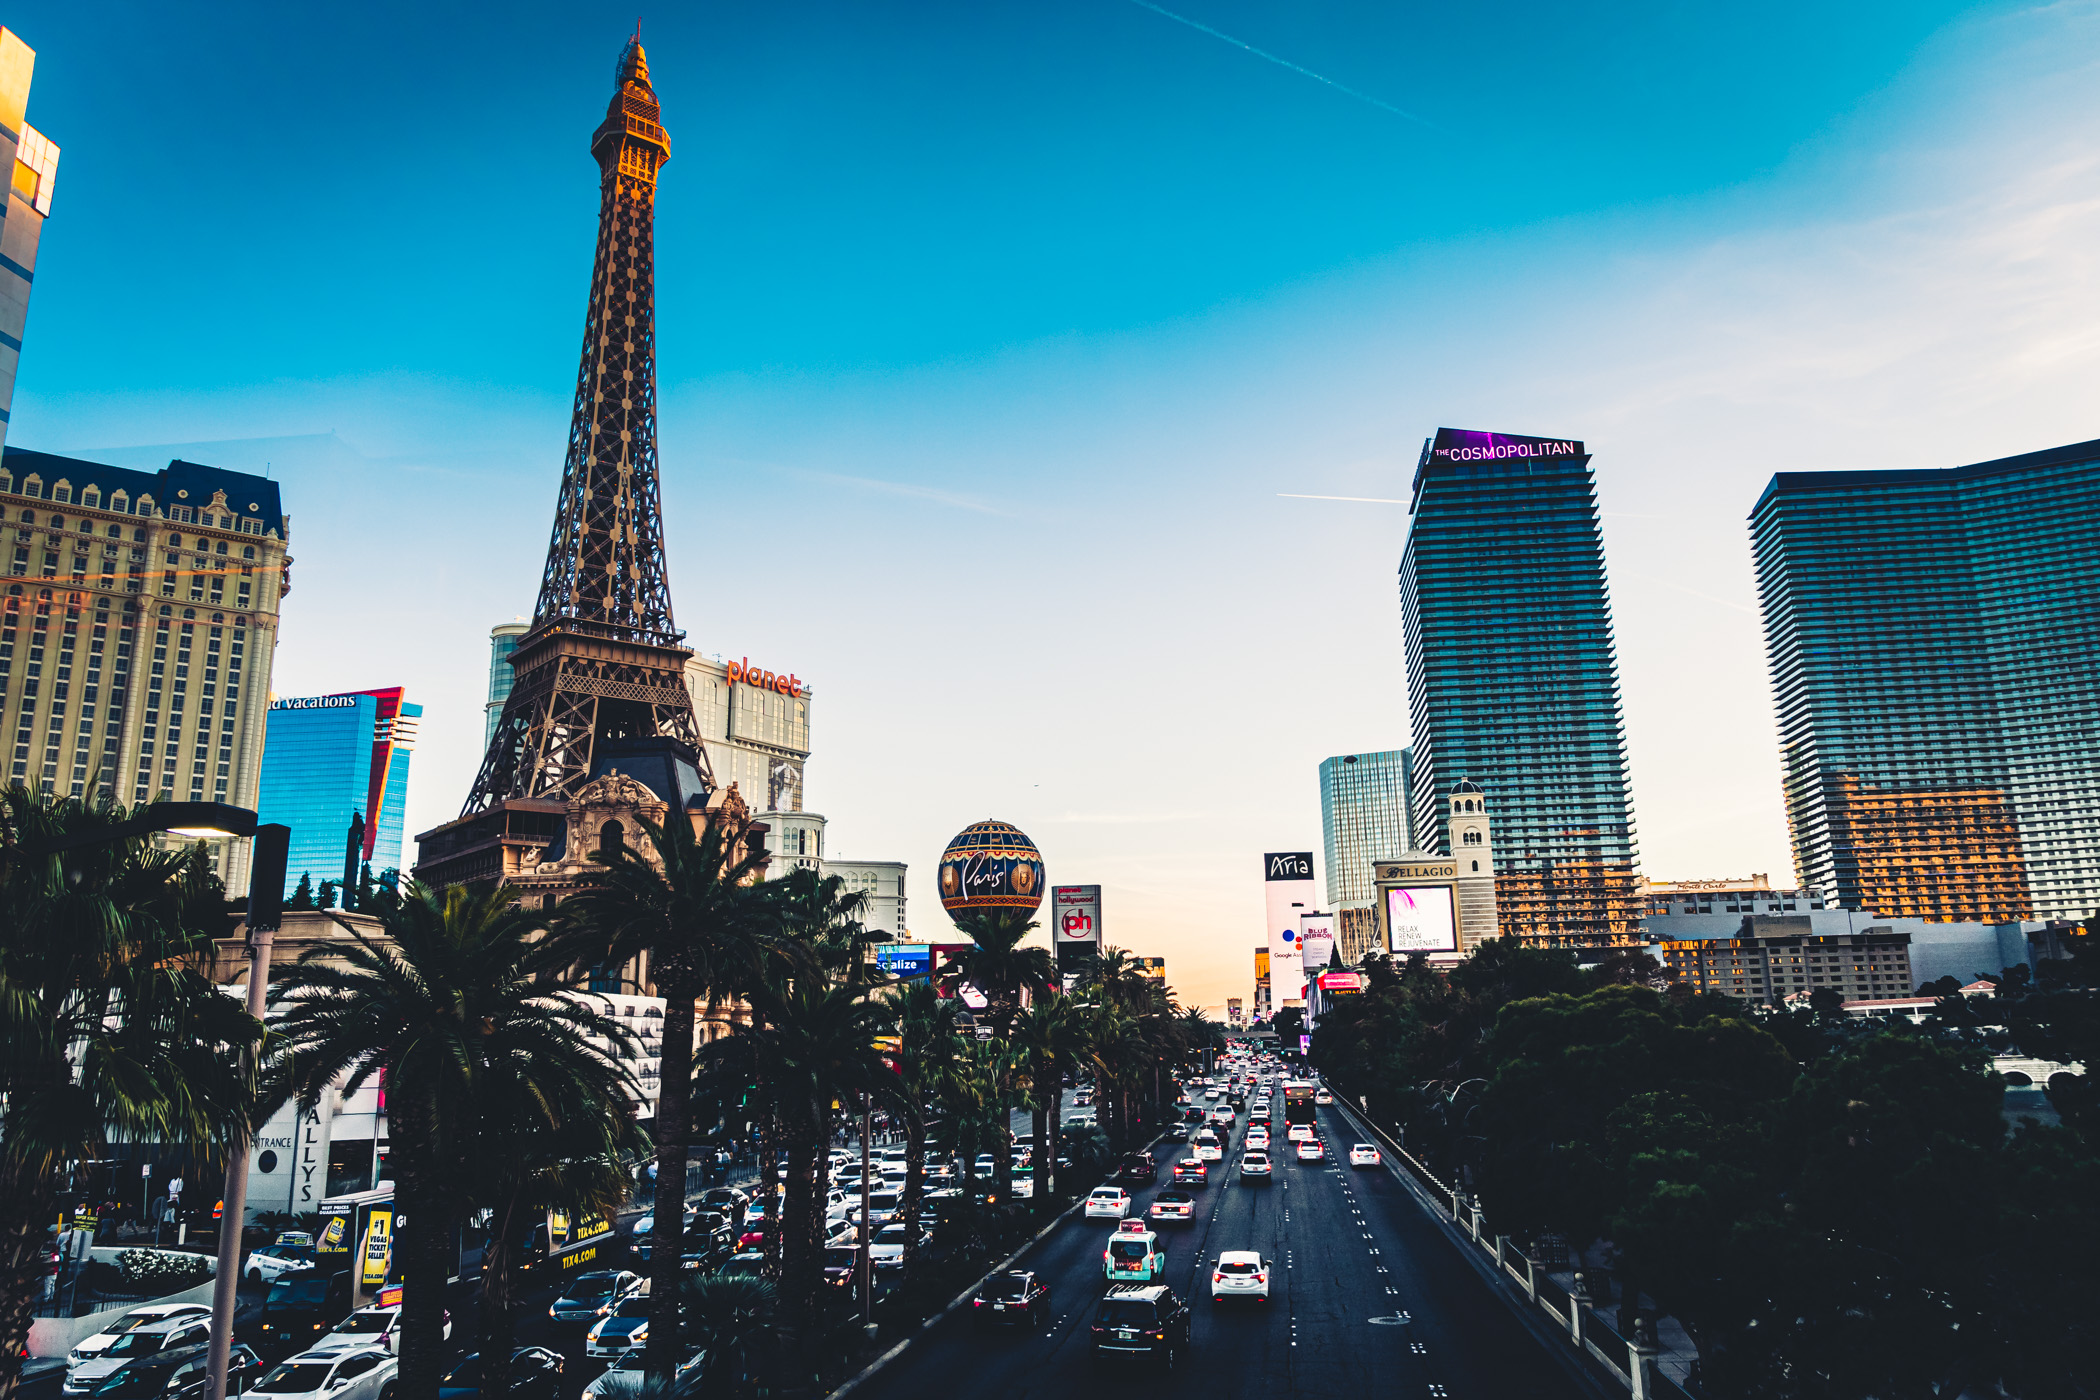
359,1208,393,1291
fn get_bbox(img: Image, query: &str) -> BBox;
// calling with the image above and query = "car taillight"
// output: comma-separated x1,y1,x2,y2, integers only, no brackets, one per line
973,1299,986,1308
1254,1273,1266,1284
1212,1272,1225,1283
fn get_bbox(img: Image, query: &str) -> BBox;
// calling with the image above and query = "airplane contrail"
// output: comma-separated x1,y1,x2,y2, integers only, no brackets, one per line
1122,0,1442,133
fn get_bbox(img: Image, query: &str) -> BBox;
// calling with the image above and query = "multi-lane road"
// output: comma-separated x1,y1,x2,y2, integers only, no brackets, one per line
851,1087,1601,1400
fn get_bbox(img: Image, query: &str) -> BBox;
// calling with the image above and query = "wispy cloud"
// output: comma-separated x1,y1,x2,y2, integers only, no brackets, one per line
1277,492,1409,505
790,467,1011,516
1122,0,1443,133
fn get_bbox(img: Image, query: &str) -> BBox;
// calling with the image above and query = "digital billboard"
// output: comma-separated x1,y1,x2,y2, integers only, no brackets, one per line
1051,885,1101,964
1262,852,1315,1004
1385,884,1457,954
1299,912,1336,976
875,945,933,978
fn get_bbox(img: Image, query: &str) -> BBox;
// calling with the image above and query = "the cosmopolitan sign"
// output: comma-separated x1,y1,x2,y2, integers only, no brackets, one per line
725,657,803,698
1426,428,1584,464
271,695,358,711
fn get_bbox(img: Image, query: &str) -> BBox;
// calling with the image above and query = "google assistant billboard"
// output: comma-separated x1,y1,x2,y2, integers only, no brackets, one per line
1385,885,1458,955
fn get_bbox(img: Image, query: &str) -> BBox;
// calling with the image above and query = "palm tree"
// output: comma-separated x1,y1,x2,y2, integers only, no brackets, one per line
0,791,261,1400
548,808,779,1387
737,977,900,1390
470,1038,644,1397
268,883,631,1400
770,868,880,988
940,910,1053,1042
678,1273,777,1399
892,983,966,1281
1010,993,1085,1212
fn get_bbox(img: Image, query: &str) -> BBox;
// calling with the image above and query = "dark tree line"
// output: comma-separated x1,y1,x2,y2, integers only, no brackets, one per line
1310,937,2100,1400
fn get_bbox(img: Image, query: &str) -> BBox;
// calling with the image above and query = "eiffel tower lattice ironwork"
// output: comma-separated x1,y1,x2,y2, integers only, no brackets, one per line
461,36,712,815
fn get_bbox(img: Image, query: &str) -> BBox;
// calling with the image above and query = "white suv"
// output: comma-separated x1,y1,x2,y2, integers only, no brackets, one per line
1210,1251,1270,1302
1084,1187,1131,1219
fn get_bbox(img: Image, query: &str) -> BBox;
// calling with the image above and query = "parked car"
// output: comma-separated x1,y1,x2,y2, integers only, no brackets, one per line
547,1271,640,1325
67,1305,211,1378
87,1343,259,1400
435,1349,563,1400
313,1301,450,1355
583,1286,653,1359
256,1272,353,1353
246,1347,396,1400
67,1316,213,1395
579,1350,702,1400
245,1238,317,1286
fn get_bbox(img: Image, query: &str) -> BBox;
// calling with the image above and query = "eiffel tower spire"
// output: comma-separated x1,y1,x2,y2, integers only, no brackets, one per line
454,37,711,817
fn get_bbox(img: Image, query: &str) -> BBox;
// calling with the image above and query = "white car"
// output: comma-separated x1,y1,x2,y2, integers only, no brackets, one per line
244,1236,318,1285
313,1302,450,1354
1211,1250,1270,1302
1296,1139,1326,1162
248,1348,397,1400
1315,1089,1334,1105
1349,1143,1382,1168
1287,1123,1315,1143
66,1305,211,1378
1084,1187,1131,1219
867,1222,929,1270
65,1315,212,1395
1246,1128,1270,1150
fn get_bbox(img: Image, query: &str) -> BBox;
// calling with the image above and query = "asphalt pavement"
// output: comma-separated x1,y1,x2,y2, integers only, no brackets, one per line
845,1086,1602,1400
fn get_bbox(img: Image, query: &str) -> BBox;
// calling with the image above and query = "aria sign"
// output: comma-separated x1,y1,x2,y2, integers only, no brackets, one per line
725,657,803,698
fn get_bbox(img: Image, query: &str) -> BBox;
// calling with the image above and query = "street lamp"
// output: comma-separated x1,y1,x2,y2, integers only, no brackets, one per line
11,799,259,857
203,821,289,1400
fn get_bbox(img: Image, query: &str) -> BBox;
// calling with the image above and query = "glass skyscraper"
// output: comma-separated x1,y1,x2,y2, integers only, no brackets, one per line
484,621,528,746
1399,428,1641,947
1319,749,1412,906
1749,438,2100,923
256,687,422,897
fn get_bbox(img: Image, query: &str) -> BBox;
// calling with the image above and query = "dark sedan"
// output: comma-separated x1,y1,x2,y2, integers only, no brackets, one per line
1112,1154,1157,1186
972,1270,1051,1329
436,1349,564,1400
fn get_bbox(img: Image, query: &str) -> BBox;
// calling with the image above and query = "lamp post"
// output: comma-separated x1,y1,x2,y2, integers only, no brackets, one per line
203,821,289,1400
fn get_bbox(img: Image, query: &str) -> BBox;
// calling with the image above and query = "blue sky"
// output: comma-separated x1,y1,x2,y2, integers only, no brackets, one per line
12,1,2100,1010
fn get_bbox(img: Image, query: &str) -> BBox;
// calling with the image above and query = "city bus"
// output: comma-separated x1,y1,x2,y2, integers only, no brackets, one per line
1281,1081,1318,1127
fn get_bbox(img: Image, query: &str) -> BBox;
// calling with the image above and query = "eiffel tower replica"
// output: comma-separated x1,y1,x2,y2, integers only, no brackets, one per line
417,36,742,892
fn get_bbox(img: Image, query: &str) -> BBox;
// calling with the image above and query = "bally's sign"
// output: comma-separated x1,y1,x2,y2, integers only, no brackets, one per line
726,657,803,698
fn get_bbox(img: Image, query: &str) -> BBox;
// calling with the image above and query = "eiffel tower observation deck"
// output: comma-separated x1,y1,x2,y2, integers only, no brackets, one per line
417,37,746,892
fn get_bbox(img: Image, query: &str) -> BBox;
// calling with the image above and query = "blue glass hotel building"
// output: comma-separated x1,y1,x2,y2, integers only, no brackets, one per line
1750,438,2100,923
256,688,421,897
1320,749,1412,905
1399,428,1641,947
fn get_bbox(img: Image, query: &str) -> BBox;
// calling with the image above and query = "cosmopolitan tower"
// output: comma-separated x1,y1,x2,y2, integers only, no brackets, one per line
1750,438,2100,922
1399,428,1641,947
